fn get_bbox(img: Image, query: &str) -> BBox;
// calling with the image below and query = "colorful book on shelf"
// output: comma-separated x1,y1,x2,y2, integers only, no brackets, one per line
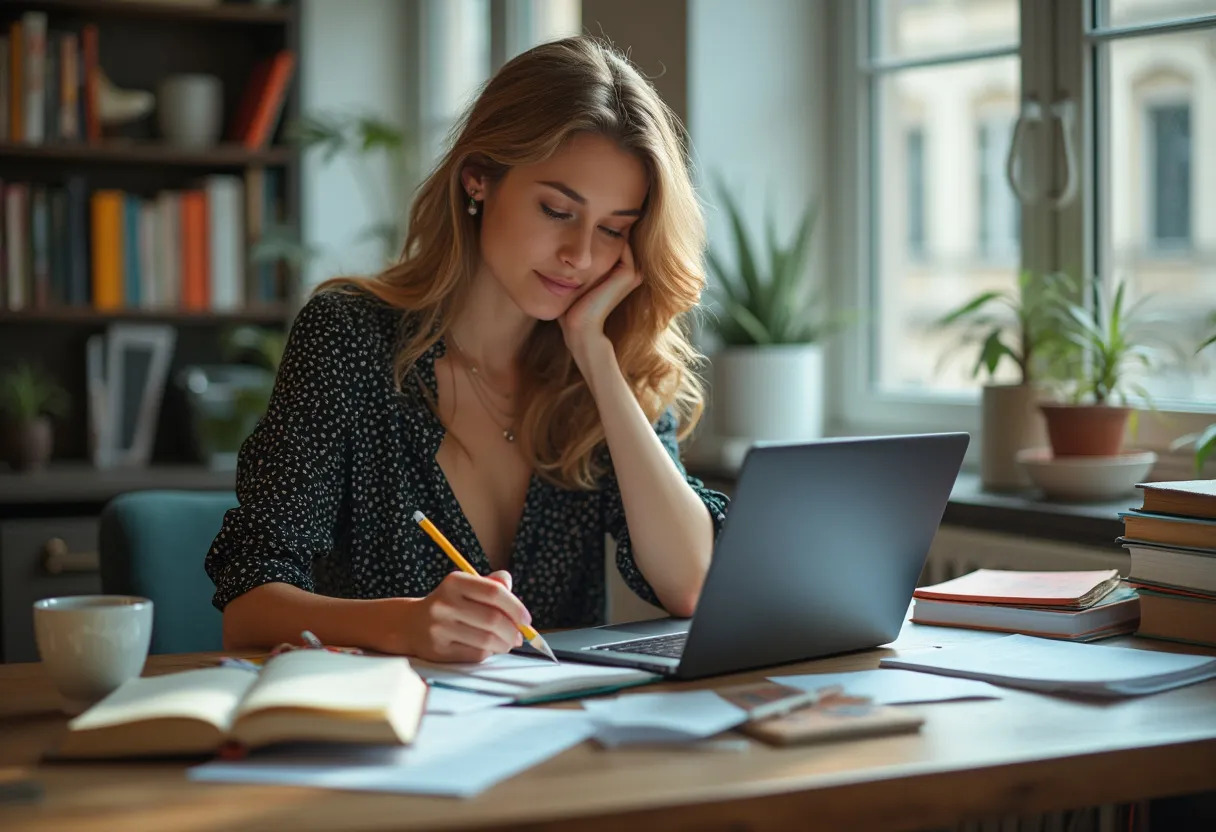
1135,480,1216,521
230,50,295,150
912,568,1121,610
89,189,123,310
1120,511,1216,552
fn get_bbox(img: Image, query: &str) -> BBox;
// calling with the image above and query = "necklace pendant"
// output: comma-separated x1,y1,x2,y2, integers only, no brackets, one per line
504,429,515,442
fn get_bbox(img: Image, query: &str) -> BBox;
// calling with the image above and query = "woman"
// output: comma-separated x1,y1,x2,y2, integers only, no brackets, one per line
206,36,729,663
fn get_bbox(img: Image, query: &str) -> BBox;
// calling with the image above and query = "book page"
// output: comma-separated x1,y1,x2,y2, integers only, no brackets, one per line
68,667,257,733
236,651,417,717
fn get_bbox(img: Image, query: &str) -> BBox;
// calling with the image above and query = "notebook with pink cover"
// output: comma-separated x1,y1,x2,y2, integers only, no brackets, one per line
912,569,1120,609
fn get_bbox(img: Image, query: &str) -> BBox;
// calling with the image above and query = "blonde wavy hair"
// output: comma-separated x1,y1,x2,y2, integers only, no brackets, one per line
321,35,708,490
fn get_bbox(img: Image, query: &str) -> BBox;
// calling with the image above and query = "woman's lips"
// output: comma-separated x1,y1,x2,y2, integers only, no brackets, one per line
536,271,580,296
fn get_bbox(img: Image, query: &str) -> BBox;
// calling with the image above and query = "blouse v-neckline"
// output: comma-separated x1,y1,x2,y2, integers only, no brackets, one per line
414,335,540,576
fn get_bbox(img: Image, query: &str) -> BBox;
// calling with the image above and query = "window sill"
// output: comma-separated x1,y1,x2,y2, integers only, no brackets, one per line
684,438,1126,550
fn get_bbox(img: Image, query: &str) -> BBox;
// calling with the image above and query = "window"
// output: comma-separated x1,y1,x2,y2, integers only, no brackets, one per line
977,117,1019,262
1146,102,1191,251
831,0,1216,446
1093,5,1214,407
906,127,927,259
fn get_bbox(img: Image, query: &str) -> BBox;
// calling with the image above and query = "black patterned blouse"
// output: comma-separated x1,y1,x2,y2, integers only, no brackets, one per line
204,289,730,629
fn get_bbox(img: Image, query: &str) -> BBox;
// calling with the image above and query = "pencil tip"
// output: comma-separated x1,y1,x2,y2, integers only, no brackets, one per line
531,636,560,664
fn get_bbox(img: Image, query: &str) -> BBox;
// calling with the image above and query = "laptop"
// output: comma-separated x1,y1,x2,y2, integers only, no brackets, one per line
534,432,970,680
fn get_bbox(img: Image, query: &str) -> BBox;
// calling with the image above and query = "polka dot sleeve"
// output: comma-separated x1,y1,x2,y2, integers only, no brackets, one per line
204,291,367,610
601,409,730,610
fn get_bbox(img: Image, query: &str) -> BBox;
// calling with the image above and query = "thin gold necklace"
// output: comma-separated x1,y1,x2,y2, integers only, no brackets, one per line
447,333,517,443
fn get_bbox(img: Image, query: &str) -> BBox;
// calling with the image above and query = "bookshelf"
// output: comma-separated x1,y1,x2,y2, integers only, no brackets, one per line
0,0,301,466
0,139,293,167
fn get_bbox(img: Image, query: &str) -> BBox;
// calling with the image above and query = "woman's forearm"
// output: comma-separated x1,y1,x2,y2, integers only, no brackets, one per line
581,347,714,617
221,582,415,653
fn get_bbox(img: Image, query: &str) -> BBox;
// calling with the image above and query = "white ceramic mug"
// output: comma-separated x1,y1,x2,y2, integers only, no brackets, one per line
157,73,223,148
33,596,153,714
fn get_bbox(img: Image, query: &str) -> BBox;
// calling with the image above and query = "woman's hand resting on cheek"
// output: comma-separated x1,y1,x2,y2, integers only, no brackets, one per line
384,570,531,663
559,243,643,372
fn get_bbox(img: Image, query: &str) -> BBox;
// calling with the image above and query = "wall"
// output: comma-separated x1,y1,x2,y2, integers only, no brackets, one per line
299,0,412,288
580,0,688,126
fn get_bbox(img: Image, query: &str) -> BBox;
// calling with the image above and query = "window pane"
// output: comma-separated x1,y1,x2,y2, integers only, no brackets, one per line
874,56,1022,395
1103,29,1215,403
1100,0,1216,29
873,0,1018,61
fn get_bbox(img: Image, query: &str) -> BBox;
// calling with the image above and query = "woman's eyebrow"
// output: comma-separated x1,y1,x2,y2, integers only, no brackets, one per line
538,180,642,217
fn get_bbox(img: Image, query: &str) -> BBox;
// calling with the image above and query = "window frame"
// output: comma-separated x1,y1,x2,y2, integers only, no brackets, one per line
828,0,1216,470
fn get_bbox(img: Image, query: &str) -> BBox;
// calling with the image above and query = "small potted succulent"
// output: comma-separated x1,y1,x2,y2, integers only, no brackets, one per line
0,363,70,472
933,270,1069,490
704,176,851,442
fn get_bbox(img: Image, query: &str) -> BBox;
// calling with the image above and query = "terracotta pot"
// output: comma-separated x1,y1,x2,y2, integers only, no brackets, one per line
3,416,54,471
1039,404,1131,457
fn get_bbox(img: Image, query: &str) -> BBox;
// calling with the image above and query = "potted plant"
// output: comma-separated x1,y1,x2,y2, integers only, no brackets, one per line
254,111,415,277
1038,279,1167,457
0,363,70,472
932,270,1069,491
703,178,847,442
178,326,284,470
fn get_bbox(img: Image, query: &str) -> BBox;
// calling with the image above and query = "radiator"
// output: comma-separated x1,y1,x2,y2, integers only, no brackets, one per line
923,527,1138,832
920,526,1129,587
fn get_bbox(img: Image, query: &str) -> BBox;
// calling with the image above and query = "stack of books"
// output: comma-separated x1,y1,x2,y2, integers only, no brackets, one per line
911,568,1140,641
1120,480,1216,648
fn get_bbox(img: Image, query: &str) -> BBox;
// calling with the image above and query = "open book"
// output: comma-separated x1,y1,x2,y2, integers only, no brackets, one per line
53,651,427,760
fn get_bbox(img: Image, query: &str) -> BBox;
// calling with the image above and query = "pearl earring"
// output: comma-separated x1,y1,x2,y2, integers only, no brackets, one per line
467,195,479,216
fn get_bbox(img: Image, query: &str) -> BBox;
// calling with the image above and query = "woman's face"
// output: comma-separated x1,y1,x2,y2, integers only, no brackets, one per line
464,132,649,321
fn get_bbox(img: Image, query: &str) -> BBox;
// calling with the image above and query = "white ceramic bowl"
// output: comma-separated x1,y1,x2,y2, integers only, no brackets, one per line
1016,447,1157,502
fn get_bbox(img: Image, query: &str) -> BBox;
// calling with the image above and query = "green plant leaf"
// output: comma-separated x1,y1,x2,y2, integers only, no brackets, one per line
1197,424,1216,472
355,116,407,152
717,296,773,345
714,176,763,309
704,248,744,305
933,291,1005,329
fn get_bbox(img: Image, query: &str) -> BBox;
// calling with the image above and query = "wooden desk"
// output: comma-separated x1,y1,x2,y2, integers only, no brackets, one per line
2,625,1216,832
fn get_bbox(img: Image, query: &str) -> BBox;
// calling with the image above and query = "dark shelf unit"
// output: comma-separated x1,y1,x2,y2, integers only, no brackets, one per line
2,0,292,26
0,305,292,325
0,0,302,465
0,140,294,168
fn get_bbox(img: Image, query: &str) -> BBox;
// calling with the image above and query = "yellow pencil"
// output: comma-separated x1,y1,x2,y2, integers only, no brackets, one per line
412,510,559,664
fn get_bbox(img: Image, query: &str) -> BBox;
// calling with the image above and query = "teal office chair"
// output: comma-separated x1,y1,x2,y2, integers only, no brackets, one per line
99,490,237,654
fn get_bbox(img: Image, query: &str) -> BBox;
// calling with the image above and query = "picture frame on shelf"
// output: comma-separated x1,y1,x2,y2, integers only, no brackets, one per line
87,324,177,469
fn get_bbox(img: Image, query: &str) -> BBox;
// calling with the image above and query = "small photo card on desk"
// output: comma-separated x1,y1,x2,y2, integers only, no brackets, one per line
740,692,924,747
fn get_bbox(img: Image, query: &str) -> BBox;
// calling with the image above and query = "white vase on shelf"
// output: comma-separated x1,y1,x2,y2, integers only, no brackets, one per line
157,74,223,148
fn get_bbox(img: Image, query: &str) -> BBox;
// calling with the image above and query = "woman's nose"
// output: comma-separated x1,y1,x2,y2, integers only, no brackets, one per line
558,225,594,271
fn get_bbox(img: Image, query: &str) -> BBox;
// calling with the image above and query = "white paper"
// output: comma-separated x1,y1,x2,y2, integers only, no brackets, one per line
769,668,1002,705
581,690,748,747
879,634,1216,696
423,685,512,715
188,709,595,798
413,653,658,700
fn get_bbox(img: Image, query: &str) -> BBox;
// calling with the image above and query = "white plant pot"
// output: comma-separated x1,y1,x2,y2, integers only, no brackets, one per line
713,344,824,442
981,382,1049,492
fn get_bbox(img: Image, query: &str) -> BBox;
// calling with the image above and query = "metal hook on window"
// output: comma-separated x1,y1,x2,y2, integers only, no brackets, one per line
1049,97,1079,209
1006,96,1045,205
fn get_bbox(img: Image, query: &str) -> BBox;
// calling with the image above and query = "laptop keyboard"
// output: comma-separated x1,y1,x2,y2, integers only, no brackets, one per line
589,632,688,658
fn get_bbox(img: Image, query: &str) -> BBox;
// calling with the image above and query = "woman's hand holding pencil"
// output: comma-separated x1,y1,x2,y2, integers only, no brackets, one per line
411,511,559,664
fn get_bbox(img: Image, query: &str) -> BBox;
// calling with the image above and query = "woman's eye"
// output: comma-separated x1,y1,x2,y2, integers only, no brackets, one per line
599,226,624,239
540,203,572,220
